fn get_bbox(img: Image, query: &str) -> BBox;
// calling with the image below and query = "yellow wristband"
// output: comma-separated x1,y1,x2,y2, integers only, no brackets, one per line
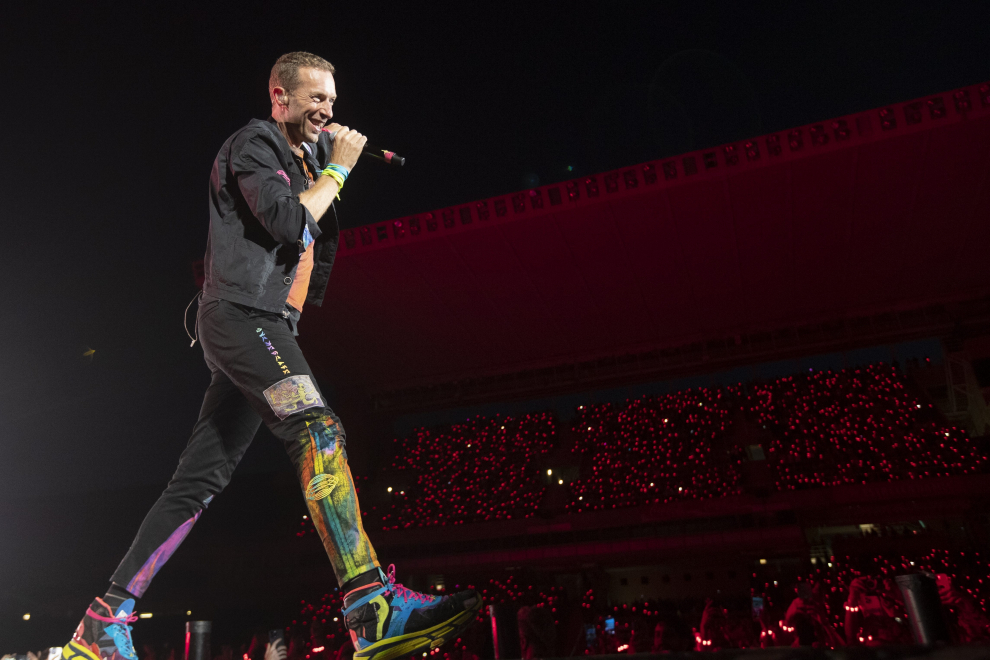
324,170,345,199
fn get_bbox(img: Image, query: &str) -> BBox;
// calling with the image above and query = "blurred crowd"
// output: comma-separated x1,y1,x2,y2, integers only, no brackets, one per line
10,363,989,659
249,551,990,657
381,412,558,529
566,387,741,512
6,551,989,660
353,363,986,529
579,551,990,654
746,364,985,489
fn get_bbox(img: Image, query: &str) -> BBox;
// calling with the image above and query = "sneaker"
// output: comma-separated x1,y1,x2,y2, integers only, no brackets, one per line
62,598,138,660
342,565,481,660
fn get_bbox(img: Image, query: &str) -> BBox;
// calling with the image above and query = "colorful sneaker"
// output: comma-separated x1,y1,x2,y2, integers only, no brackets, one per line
62,598,139,660
342,565,481,660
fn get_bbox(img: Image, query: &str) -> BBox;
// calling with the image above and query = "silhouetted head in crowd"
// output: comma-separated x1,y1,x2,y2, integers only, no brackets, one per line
655,617,692,652
630,618,653,652
247,632,267,660
286,632,309,660
791,614,817,646
309,618,326,645
517,605,556,659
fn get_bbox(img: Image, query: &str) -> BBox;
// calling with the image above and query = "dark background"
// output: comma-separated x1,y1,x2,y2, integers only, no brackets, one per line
1,0,988,649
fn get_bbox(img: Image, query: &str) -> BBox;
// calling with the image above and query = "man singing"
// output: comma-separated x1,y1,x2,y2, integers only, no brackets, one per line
63,51,480,660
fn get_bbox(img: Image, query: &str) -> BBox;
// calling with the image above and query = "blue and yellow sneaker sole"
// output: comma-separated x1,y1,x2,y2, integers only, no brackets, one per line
354,597,482,660
63,640,102,660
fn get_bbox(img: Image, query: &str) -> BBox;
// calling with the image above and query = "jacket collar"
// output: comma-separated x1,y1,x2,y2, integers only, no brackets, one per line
263,116,321,172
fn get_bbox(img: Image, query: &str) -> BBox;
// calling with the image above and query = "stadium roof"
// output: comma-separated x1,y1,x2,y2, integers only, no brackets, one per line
303,82,990,409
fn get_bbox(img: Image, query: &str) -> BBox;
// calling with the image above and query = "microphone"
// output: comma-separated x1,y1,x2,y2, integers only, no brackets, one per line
322,128,406,167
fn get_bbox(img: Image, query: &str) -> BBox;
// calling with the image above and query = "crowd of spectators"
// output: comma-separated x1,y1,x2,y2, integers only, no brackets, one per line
247,551,989,657
9,366,990,660
747,364,987,490
378,413,558,529
258,575,560,660
565,388,743,512
574,552,990,653
7,551,989,659
370,363,986,527
754,550,990,647
240,551,990,656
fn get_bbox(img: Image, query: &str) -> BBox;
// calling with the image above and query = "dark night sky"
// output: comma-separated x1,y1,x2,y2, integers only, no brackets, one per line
1,1,988,511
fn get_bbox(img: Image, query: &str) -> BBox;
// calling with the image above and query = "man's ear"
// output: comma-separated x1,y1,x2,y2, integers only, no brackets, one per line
272,86,289,107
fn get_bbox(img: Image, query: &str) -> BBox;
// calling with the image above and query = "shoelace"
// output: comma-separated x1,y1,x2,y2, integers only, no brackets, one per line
384,564,434,605
86,605,139,657
85,606,139,627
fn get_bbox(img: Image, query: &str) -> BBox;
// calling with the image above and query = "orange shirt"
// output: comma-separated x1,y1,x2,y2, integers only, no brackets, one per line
287,156,318,311
287,244,314,311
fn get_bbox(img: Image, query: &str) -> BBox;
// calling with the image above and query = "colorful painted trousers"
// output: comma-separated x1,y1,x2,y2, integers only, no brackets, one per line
110,296,379,597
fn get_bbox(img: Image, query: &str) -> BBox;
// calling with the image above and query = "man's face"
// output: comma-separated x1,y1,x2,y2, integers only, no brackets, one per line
279,67,336,144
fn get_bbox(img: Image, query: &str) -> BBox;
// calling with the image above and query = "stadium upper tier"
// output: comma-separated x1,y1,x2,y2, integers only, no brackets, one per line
369,364,986,530
302,82,990,405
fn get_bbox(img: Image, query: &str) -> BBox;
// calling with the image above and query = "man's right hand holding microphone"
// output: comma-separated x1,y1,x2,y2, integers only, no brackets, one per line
297,123,367,222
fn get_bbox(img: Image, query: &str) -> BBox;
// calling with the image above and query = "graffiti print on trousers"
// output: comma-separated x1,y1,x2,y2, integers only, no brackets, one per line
257,327,290,375
305,473,338,500
263,375,324,420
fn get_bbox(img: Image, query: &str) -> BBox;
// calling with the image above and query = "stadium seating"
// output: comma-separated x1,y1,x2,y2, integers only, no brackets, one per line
565,387,743,512
345,364,987,528
379,412,557,529
746,364,986,490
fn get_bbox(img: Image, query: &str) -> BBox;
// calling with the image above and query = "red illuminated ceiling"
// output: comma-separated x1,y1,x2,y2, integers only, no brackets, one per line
302,83,990,399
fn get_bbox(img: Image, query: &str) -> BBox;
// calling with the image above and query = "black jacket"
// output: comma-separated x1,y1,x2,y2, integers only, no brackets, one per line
203,117,339,315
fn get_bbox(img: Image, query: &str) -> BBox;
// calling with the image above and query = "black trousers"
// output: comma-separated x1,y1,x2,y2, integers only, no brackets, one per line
111,297,378,596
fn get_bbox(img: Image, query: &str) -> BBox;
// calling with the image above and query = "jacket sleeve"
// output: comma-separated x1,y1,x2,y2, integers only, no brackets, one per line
229,131,323,247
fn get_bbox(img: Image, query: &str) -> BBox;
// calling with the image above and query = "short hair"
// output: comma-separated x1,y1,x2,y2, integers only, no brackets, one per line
269,52,335,100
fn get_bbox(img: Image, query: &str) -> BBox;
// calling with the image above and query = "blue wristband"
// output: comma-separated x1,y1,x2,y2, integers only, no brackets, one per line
322,163,350,181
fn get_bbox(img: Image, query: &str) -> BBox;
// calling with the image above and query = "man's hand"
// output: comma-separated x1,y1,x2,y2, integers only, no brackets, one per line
323,123,367,171
265,643,287,660
299,123,366,222
847,576,869,602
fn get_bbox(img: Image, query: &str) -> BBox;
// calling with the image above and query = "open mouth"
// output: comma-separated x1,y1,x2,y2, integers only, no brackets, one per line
309,118,324,132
